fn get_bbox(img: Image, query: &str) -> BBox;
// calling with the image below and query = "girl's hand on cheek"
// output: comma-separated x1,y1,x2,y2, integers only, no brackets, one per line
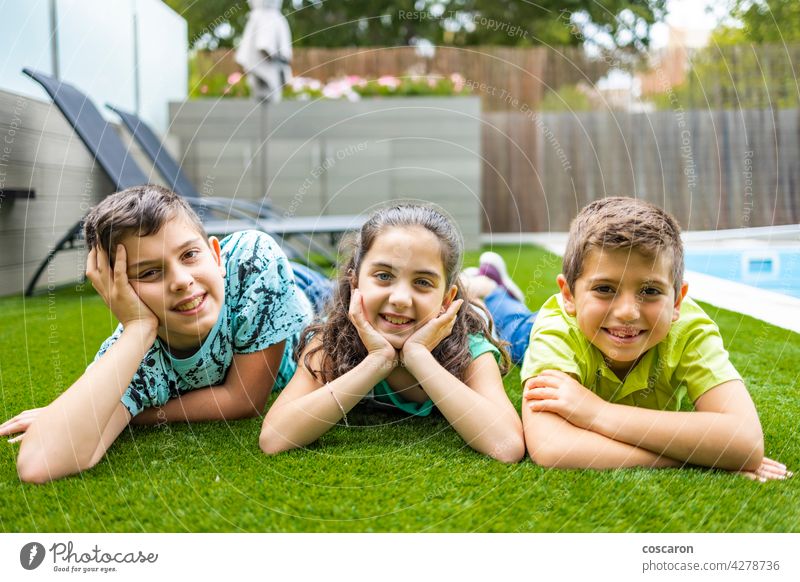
87,245,159,332
348,288,398,367
403,298,464,360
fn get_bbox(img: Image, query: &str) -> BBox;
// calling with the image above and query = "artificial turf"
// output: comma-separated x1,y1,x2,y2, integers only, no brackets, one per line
1,246,797,532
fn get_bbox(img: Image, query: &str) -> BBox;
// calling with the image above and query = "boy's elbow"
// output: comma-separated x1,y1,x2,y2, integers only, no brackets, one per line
527,444,570,469
738,427,764,472
17,440,99,484
17,459,53,484
16,449,59,484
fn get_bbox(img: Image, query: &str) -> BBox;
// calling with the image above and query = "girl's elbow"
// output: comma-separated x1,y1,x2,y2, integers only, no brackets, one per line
258,425,294,455
492,433,526,464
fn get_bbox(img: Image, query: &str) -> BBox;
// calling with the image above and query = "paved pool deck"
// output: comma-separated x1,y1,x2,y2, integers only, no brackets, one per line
481,228,800,334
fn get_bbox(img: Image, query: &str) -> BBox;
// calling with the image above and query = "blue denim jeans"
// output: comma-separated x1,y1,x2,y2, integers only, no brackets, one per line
483,287,537,366
290,262,334,314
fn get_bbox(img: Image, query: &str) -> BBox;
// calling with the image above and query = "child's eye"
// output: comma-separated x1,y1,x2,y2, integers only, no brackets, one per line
415,279,434,288
641,287,661,296
593,285,615,294
183,249,200,261
375,272,392,281
136,269,160,280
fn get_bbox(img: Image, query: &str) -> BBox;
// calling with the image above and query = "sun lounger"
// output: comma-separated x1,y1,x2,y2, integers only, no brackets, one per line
22,68,363,295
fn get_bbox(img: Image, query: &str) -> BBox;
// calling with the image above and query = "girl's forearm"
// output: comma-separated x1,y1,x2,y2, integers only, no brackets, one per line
261,354,391,453
18,323,154,478
403,350,524,462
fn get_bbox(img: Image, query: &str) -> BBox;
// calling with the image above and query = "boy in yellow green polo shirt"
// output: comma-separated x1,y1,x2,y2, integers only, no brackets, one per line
520,197,789,480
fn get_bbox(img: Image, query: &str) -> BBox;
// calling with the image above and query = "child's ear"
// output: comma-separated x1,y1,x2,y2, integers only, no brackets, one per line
209,237,224,275
672,281,689,322
557,274,577,316
443,284,458,307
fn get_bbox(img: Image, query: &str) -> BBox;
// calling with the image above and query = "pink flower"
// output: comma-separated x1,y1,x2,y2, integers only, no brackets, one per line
346,75,366,87
228,72,243,85
377,75,400,89
450,72,465,92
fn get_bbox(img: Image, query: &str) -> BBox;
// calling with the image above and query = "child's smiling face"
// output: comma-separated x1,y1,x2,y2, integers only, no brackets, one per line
558,247,688,377
356,226,457,350
122,217,226,355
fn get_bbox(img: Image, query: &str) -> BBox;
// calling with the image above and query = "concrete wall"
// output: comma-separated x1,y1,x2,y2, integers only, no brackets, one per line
0,95,482,296
0,90,166,296
169,97,483,248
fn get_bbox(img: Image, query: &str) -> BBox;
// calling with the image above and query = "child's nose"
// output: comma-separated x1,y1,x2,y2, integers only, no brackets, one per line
388,283,412,308
169,266,194,292
614,294,640,321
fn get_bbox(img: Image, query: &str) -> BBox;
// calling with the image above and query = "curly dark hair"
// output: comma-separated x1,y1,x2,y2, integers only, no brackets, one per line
298,205,510,383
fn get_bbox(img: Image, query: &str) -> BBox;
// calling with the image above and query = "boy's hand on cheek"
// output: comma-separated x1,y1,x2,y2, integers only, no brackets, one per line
524,370,606,429
87,245,158,332
402,299,464,359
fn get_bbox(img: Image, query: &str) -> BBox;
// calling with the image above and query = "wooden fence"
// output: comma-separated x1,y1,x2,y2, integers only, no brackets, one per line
192,45,800,232
198,45,609,111
482,108,800,232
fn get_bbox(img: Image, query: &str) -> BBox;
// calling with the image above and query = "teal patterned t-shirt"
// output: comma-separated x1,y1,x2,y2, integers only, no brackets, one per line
93,230,313,417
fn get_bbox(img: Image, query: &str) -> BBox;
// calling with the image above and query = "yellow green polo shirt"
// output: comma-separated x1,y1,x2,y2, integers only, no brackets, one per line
520,294,742,411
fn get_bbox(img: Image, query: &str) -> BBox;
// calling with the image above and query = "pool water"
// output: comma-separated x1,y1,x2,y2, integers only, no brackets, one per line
685,248,800,298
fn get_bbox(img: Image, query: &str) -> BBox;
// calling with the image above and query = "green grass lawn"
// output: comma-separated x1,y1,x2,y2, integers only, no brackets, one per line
1,246,797,532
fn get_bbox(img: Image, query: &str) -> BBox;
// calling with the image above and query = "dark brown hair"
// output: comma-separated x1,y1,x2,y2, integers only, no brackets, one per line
83,184,207,266
562,197,684,296
298,204,510,383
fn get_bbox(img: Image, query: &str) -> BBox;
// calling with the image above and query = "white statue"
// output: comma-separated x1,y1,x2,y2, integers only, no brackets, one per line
235,0,293,102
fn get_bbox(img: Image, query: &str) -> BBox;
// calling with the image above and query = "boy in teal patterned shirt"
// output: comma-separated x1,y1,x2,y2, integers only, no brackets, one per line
3,185,317,482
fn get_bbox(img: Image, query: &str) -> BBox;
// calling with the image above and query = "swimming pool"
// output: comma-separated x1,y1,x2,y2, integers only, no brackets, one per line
685,247,800,298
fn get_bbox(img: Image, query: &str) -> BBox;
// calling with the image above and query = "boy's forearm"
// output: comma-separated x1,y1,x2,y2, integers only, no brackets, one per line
130,385,254,424
525,411,682,469
18,323,154,480
591,403,762,470
132,346,285,424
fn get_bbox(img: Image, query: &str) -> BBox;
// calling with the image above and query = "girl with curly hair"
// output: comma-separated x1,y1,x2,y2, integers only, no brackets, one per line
259,205,524,462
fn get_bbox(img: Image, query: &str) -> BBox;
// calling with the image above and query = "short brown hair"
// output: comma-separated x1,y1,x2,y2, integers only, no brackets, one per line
83,184,207,267
562,197,684,296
